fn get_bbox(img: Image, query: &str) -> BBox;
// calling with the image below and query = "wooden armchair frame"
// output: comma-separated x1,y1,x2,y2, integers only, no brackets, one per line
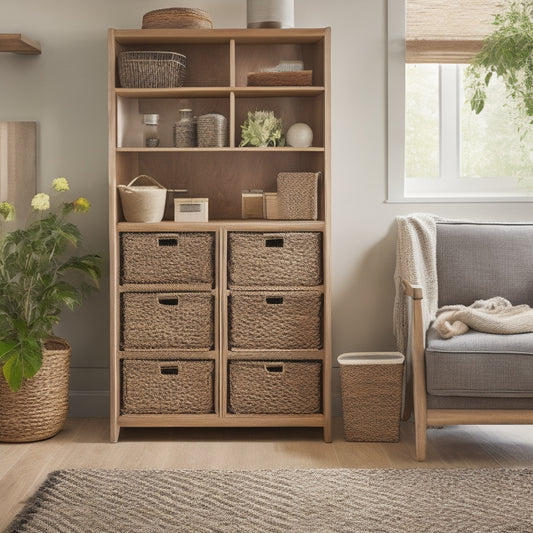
402,279,533,461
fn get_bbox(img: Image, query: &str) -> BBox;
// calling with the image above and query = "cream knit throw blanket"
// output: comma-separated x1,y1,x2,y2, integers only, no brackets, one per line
433,297,533,338
393,213,440,354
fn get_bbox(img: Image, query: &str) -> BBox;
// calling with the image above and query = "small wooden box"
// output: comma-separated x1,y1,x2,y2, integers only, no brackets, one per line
174,198,208,222
263,192,280,219
241,190,263,219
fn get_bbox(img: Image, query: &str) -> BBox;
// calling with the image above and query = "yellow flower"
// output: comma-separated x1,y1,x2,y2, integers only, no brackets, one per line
0,201,15,221
72,197,90,213
31,193,50,211
52,177,70,192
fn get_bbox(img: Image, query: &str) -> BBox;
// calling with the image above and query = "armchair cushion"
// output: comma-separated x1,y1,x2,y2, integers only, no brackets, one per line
425,326,533,398
436,223,533,307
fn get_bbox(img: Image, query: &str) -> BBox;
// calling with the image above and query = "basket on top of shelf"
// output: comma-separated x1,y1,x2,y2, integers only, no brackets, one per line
118,51,187,88
142,7,213,29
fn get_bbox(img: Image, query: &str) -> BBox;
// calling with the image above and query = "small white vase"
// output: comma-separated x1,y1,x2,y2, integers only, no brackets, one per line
247,0,294,28
286,123,313,148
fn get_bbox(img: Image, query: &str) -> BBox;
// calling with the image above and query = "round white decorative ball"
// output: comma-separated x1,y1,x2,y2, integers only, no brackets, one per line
286,123,313,148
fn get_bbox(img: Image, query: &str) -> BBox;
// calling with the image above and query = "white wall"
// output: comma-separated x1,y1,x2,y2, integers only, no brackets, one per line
1,0,531,417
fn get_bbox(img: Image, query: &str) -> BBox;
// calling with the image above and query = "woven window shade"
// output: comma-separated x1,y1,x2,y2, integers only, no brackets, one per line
406,0,506,63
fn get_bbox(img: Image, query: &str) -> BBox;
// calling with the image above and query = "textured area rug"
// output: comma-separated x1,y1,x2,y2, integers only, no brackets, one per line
7,468,533,532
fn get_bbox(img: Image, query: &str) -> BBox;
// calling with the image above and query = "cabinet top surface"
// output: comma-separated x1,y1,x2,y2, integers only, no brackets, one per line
110,27,330,44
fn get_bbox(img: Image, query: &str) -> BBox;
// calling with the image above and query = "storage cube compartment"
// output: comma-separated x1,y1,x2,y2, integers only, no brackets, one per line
228,360,322,414
121,359,215,414
121,292,214,350
120,232,215,285
228,290,322,350
227,232,322,287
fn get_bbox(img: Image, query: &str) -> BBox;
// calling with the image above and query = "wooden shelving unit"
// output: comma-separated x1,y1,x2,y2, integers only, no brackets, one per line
108,27,331,442
0,34,41,54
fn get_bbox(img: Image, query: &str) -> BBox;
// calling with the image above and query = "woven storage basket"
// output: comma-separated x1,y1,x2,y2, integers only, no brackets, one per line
118,175,167,223
229,360,321,414
142,7,213,29
247,70,312,87
229,291,322,350
0,337,71,442
121,292,214,350
121,359,214,414
118,51,187,88
227,232,322,287
121,232,215,285
277,172,319,220
338,352,404,442
197,114,227,147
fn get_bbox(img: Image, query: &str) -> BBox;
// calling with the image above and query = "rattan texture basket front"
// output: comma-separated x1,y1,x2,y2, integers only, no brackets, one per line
121,359,214,414
277,172,319,220
0,337,71,442
118,51,187,88
340,363,403,442
121,232,215,286
229,291,322,350
229,360,321,414
121,292,214,350
227,232,322,287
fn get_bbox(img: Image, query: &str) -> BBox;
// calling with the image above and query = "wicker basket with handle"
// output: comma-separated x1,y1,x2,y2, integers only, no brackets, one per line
228,290,322,350
121,292,214,350
121,359,214,414
229,360,321,414
121,232,215,286
227,232,322,288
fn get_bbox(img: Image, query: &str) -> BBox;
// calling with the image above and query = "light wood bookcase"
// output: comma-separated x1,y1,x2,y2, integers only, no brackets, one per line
108,28,331,442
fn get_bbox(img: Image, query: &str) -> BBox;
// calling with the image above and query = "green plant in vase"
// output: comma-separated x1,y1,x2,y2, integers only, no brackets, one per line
239,110,285,147
465,0,533,137
0,178,102,392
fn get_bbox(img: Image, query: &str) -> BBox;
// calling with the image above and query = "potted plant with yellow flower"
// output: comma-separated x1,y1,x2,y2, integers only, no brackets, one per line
0,177,101,442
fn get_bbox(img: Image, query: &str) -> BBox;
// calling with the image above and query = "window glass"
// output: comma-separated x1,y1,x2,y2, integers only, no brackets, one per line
405,64,439,179
460,65,533,181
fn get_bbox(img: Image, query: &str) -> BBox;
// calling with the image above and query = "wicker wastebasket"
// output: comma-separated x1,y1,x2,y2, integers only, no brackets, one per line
338,352,404,442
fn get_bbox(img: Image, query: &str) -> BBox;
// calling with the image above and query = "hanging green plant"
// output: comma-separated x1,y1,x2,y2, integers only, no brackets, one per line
465,0,533,137
239,110,285,147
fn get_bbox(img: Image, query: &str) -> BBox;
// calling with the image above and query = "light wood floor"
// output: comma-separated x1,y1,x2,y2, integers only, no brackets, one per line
1,418,532,530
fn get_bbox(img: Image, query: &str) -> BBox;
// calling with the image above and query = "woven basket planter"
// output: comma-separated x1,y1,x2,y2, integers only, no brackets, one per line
227,232,322,287
228,290,322,350
121,292,214,350
121,232,215,286
121,359,214,415
0,337,71,443
229,360,321,414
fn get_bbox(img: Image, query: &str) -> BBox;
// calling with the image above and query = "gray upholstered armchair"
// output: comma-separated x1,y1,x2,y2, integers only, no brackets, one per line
396,217,533,461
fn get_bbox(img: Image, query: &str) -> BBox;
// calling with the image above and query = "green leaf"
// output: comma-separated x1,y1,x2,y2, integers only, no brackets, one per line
3,353,23,392
0,339,17,361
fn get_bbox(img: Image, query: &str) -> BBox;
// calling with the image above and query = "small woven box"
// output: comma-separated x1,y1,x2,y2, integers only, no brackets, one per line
277,172,319,220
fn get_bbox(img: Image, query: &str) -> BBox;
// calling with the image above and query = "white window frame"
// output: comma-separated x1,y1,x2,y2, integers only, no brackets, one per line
387,0,533,203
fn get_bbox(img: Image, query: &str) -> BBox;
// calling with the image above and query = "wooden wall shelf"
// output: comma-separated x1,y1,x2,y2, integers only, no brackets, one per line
0,34,41,55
